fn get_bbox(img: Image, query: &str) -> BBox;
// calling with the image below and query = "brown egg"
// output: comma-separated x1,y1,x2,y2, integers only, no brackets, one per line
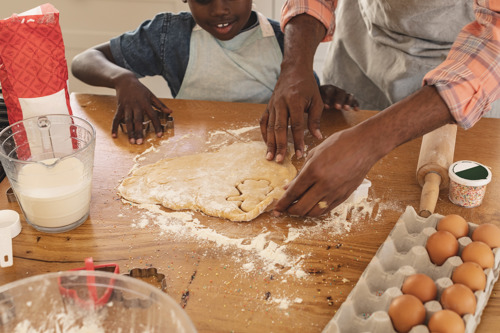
461,241,495,269
440,283,477,316
452,262,487,291
472,223,500,248
428,309,465,333
426,230,459,266
388,294,426,333
437,214,469,238
401,273,437,302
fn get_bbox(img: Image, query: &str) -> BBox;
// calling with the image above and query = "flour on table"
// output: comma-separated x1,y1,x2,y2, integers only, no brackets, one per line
118,141,297,222
119,127,402,301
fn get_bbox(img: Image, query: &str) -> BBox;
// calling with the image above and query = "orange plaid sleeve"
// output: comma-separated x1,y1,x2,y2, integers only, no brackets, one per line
424,0,500,129
280,0,337,42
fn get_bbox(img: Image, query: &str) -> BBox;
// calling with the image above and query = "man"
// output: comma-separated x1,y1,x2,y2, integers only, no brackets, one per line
261,0,500,217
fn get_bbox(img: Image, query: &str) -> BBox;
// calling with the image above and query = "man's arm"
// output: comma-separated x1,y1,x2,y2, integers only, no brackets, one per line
261,0,337,162
273,85,455,217
270,1,500,217
260,14,326,162
424,2,500,129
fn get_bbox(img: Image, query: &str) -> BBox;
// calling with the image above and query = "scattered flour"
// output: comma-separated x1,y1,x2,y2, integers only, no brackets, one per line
14,313,106,333
123,178,391,280
209,125,259,138
242,262,255,273
284,198,382,243
127,203,297,273
271,296,303,310
119,127,400,309
226,126,259,136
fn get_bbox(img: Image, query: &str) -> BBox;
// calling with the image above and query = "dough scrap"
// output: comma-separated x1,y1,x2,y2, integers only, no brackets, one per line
118,141,297,221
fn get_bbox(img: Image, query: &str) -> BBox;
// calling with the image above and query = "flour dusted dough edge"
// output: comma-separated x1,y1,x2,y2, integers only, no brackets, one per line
118,141,297,222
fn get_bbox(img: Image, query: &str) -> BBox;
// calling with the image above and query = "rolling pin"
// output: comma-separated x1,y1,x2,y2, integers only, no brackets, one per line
416,124,457,217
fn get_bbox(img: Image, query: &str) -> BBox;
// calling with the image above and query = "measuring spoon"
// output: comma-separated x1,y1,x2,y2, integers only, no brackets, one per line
0,210,21,268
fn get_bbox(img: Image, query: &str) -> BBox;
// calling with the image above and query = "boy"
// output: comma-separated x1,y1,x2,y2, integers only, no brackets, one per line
72,0,357,144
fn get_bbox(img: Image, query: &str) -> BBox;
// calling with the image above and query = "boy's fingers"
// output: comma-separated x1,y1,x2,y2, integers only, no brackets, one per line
151,96,172,114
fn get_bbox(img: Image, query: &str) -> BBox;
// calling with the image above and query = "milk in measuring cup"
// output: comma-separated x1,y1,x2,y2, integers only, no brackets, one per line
16,157,91,228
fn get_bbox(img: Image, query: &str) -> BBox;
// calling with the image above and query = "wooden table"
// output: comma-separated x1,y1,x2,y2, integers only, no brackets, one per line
1,93,499,332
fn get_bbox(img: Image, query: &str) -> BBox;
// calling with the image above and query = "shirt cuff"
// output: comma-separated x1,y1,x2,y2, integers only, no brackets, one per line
424,62,489,130
280,0,336,42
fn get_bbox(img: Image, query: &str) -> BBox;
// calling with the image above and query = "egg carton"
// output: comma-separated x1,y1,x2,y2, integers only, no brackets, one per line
323,206,500,333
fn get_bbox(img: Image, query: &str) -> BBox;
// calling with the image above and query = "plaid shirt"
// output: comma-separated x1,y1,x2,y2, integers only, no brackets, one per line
282,0,500,129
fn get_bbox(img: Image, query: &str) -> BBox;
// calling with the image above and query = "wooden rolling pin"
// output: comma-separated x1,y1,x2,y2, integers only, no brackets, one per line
416,124,457,217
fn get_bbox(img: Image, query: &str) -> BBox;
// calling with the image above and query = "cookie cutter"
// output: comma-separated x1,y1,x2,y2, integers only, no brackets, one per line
160,113,174,130
58,257,119,308
126,267,167,291
119,111,174,135
5,187,16,203
113,267,168,308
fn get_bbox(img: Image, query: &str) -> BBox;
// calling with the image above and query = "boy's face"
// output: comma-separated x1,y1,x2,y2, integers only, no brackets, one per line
186,0,253,41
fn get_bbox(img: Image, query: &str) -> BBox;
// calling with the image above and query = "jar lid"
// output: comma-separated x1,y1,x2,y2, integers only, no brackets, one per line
449,160,492,187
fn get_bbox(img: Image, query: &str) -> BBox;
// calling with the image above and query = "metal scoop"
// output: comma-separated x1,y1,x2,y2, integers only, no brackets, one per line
0,210,21,267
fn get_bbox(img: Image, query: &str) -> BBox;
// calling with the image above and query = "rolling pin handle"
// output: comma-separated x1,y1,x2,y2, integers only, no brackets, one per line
418,172,442,218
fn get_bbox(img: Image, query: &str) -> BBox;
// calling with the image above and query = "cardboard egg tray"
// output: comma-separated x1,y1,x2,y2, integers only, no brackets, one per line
323,206,500,333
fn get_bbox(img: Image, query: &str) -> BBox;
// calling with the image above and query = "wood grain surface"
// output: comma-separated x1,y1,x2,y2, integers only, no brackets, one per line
0,93,499,332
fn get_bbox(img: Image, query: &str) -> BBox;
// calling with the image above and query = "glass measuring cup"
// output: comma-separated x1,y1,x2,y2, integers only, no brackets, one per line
0,114,96,233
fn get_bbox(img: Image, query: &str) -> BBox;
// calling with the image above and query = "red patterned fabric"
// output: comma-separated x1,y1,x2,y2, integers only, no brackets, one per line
0,3,72,125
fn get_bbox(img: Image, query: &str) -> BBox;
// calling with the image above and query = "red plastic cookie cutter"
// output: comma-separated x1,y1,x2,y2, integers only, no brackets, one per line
58,257,119,307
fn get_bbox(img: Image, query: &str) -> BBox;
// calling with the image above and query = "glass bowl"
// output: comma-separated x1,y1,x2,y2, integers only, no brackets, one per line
0,270,197,332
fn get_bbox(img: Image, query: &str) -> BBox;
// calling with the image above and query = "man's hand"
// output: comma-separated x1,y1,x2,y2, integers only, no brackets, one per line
260,14,327,162
273,86,455,217
273,123,376,217
261,66,324,163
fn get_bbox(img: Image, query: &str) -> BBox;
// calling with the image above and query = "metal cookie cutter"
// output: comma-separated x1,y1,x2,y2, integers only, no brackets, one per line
113,267,167,308
6,187,16,203
126,267,167,291
159,113,174,130
58,257,119,308
119,111,174,136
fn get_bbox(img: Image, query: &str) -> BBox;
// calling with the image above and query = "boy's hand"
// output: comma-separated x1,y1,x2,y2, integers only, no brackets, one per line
320,84,359,112
112,75,172,144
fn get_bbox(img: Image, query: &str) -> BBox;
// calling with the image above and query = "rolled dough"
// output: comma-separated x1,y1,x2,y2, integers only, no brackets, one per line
118,141,297,221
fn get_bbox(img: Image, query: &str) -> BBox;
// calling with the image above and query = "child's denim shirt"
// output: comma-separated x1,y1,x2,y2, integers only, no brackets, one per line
110,12,284,98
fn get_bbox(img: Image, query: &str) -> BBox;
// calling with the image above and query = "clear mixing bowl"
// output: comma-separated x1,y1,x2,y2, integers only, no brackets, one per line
0,270,197,332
